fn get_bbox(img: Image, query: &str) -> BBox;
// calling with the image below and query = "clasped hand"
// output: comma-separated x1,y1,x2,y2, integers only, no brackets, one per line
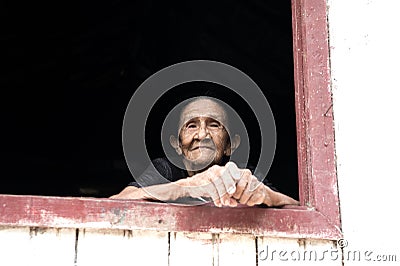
181,162,274,207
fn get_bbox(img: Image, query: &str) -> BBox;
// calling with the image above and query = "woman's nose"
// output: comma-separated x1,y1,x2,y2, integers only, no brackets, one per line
197,123,209,140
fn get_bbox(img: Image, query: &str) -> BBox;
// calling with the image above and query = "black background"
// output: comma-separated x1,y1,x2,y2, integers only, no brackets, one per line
2,0,299,200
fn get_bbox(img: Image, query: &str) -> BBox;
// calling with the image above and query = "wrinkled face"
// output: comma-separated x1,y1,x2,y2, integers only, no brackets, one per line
178,98,231,171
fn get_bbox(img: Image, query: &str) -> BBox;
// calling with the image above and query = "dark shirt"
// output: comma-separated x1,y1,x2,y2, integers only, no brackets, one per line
128,157,188,188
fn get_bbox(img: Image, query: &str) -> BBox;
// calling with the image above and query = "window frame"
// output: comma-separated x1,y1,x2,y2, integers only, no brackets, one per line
0,0,342,240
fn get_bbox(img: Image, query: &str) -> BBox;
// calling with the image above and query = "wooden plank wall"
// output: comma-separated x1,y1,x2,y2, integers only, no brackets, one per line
0,226,341,266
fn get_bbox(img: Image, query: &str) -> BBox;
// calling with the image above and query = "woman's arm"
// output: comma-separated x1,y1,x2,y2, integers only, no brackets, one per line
109,164,238,207
109,179,188,201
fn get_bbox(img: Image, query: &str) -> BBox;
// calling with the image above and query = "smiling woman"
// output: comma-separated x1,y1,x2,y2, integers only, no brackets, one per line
111,91,299,208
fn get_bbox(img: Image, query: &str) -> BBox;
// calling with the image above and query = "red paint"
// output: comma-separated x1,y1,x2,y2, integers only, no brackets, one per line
292,0,341,231
0,195,341,239
0,0,342,241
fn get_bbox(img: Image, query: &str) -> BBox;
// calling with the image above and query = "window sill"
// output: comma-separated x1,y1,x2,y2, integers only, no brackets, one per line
0,194,341,240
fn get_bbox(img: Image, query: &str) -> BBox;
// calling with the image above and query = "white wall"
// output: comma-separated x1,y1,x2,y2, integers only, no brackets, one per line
0,227,338,266
328,0,400,264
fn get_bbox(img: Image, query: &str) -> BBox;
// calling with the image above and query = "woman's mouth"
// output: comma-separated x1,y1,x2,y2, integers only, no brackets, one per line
191,145,215,151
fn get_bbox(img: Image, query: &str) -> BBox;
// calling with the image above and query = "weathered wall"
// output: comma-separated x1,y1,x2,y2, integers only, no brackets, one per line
0,227,339,266
329,0,400,264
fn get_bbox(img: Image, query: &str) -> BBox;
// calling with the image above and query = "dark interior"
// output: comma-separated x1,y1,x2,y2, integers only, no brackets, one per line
2,0,299,200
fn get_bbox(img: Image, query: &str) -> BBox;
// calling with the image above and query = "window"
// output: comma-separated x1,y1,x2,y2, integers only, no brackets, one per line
0,0,341,240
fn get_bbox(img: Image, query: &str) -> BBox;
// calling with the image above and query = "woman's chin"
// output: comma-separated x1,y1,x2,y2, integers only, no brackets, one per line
185,156,215,171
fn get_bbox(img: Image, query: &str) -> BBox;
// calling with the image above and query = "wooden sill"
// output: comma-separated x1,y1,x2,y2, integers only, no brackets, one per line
0,194,341,240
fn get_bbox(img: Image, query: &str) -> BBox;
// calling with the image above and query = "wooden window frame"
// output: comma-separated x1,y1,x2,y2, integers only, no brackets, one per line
0,0,342,240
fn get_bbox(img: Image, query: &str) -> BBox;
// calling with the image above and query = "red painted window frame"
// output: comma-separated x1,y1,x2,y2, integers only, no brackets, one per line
0,0,342,240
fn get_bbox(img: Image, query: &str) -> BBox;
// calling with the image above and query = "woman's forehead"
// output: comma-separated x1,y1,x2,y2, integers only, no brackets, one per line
179,99,228,126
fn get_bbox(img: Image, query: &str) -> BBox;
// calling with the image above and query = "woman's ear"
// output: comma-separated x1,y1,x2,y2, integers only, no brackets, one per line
169,135,182,155
225,134,241,156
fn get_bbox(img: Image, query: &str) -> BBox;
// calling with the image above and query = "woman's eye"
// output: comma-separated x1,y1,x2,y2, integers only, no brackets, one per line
187,123,197,129
209,123,220,128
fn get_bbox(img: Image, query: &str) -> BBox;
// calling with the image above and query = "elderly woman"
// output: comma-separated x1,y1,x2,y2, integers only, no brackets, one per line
111,97,298,207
